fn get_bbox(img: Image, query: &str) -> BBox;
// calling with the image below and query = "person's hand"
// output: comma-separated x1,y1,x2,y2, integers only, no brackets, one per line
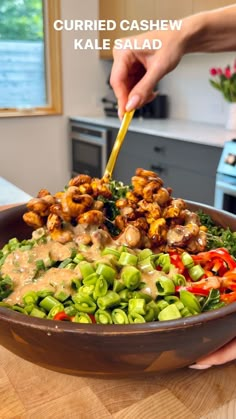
189,338,236,369
110,5,236,119
110,28,186,119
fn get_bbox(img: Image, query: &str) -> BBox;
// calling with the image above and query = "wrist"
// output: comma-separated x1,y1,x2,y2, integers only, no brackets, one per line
180,12,209,54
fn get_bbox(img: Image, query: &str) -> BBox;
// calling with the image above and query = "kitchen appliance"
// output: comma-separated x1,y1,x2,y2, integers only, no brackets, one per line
101,75,168,119
102,94,168,119
214,139,236,214
70,120,109,178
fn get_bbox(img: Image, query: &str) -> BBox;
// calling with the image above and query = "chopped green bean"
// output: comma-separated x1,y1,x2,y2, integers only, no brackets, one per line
156,276,175,295
119,252,138,266
158,303,182,321
113,279,126,293
30,307,47,318
128,298,146,315
78,284,95,298
39,295,60,312
72,312,92,323
95,309,113,324
58,258,73,268
128,312,146,323
78,261,95,279
47,303,64,319
74,295,96,313
179,290,201,313
23,291,38,305
93,276,108,300
121,266,141,290
96,263,116,285
97,291,120,310
102,247,120,258
188,265,205,281
112,308,129,324
181,252,194,269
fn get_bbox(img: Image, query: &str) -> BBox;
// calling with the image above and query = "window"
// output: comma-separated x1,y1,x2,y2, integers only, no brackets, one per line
0,0,62,117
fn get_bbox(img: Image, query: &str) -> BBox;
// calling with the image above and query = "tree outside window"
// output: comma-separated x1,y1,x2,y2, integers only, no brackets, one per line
0,0,62,116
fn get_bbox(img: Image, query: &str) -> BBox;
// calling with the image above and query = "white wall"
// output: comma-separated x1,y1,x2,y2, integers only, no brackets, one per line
0,0,110,197
159,52,236,124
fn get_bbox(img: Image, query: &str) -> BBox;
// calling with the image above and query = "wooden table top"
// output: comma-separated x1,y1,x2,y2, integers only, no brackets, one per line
1,204,236,418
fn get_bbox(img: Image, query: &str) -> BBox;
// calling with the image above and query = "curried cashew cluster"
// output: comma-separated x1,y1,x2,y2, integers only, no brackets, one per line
23,168,207,252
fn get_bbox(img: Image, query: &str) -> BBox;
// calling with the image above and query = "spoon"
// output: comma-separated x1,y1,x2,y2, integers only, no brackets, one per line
103,110,135,180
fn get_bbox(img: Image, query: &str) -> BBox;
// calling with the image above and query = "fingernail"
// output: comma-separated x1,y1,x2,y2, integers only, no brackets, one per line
126,94,140,111
118,108,123,120
189,364,212,370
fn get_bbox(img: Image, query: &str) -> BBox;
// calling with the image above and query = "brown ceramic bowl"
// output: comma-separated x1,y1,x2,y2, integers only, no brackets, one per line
0,202,235,377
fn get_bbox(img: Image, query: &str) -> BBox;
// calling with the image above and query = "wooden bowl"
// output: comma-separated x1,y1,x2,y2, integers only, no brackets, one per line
0,203,235,377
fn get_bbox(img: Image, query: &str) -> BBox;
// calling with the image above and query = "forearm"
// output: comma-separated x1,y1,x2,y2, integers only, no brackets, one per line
183,5,236,54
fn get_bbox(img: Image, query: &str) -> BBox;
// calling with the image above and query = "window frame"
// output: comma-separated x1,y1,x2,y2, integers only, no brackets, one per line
0,0,63,118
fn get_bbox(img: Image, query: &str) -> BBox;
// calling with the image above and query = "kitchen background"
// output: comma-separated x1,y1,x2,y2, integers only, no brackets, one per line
0,0,236,198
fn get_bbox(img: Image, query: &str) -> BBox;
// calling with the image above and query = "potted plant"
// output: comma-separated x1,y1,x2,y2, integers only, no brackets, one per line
209,60,236,130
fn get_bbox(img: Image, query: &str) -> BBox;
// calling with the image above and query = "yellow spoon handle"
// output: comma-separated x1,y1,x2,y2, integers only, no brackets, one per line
104,110,135,179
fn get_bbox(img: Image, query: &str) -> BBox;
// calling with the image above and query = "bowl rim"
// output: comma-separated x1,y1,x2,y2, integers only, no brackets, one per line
0,201,235,336
1,300,236,335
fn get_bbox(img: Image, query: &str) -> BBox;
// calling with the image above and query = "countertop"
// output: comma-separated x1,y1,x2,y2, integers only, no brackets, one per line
0,322,236,418
70,116,236,148
0,177,31,206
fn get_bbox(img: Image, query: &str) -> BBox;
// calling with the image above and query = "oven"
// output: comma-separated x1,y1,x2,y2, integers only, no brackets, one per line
70,120,109,178
214,139,236,214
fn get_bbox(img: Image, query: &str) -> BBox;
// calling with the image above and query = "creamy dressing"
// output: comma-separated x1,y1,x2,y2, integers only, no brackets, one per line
0,231,178,307
5,268,78,305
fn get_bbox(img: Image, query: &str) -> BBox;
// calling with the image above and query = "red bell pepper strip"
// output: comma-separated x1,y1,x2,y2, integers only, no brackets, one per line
220,291,236,303
170,253,185,274
175,285,209,296
53,311,73,321
192,248,236,270
222,271,236,290
88,314,96,324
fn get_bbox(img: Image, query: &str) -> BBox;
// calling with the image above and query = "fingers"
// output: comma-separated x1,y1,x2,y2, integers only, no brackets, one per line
189,338,236,369
110,49,131,119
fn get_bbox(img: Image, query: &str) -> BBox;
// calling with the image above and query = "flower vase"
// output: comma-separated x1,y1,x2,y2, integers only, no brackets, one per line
226,102,236,130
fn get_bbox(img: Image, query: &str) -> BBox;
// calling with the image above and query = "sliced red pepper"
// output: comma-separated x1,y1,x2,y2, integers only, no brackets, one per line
88,314,96,323
220,291,236,303
222,271,236,290
192,248,236,270
175,285,209,296
170,253,185,274
53,311,72,321
203,258,228,276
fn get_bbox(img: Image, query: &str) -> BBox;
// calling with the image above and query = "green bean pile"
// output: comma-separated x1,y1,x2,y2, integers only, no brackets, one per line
0,235,224,324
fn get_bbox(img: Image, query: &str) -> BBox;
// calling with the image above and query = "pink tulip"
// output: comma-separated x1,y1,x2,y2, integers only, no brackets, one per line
210,68,217,76
224,66,231,79
217,68,223,75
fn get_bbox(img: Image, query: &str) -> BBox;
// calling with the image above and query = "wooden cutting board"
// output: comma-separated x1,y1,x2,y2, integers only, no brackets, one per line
0,344,236,419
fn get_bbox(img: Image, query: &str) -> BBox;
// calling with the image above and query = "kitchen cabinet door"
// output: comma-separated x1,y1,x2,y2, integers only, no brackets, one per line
98,0,126,59
110,127,221,206
155,1,193,20
193,0,235,13
122,0,156,37
99,0,193,59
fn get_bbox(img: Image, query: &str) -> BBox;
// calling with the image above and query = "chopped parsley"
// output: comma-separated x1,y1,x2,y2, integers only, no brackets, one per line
197,211,236,258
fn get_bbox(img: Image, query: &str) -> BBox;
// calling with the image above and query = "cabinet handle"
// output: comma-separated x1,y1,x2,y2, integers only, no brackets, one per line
154,146,165,153
150,165,167,175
